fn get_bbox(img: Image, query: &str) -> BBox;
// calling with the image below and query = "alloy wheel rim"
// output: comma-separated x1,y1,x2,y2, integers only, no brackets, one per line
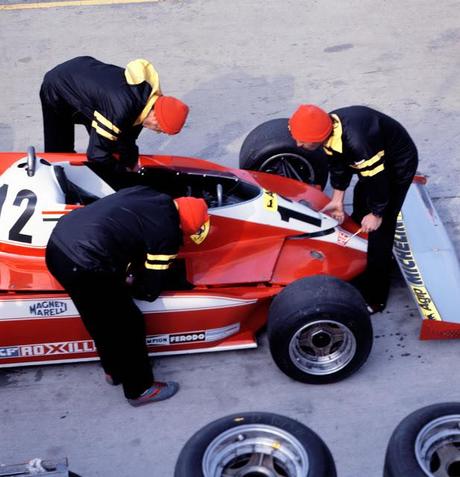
202,423,310,476
288,319,356,375
415,414,460,476
259,153,316,184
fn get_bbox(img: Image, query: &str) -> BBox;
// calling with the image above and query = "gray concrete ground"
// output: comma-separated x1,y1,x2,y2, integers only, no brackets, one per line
0,0,459,475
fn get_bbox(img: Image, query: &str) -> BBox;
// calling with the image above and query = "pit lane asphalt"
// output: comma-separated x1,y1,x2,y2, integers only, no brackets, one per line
1,1,459,475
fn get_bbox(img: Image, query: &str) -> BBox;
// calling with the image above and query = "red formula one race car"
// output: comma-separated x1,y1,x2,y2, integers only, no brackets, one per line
0,146,373,384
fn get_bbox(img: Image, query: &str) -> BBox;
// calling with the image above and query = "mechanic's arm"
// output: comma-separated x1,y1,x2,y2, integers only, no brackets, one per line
321,189,346,223
358,168,389,232
322,156,353,223
116,125,143,171
351,136,389,233
87,112,142,172
130,248,178,302
87,124,125,171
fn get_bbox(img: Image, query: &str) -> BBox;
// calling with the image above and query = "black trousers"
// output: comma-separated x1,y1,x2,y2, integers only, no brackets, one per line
46,240,153,399
40,86,90,153
351,171,416,306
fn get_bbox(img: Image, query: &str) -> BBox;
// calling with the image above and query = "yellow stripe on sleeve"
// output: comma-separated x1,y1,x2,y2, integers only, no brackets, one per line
145,262,171,270
91,121,117,141
94,111,121,134
360,163,385,177
146,253,177,261
351,150,385,169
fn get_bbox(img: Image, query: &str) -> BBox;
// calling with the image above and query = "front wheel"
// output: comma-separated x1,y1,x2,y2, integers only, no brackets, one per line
384,402,460,477
268,275,373,384
175,412,337,477
239,118,329,189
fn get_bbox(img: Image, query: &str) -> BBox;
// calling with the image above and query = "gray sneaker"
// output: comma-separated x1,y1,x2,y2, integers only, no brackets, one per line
127,381,179,407
105,374,121,386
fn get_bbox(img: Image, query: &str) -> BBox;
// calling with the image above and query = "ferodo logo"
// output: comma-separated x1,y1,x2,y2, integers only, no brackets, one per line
145,324,240,348
169,332,206,344
394,215,441,321
29,300,67,317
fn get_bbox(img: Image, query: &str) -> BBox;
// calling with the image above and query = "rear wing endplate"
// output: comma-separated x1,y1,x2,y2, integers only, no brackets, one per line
394,176,460,340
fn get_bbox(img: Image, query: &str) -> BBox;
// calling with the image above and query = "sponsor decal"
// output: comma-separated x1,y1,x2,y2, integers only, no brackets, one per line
0,298,78,322
169,332,206,344
146,323,240,347
0,347,20,358
263,190,278,211
394,214,441,321
337,230,349,246
29,300,67,317
0,340,96,359
146,335,169,346
0,296,257,322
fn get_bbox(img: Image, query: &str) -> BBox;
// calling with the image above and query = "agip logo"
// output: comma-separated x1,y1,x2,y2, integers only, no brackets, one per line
29,300,67,317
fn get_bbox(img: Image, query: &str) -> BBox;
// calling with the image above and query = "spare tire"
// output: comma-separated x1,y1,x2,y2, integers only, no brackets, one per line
239,118,329,189
384,402,460,477
175,412,337,477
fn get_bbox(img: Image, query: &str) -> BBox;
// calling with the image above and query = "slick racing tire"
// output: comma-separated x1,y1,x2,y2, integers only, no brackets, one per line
239,118,329,190
174,412,337,477
384,402,460,477
268,275,373,384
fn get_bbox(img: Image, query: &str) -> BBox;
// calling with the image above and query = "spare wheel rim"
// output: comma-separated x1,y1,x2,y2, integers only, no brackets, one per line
202,423,310,476
415,414,460,477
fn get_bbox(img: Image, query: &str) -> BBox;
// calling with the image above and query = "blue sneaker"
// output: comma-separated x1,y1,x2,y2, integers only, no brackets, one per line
128,381,179,407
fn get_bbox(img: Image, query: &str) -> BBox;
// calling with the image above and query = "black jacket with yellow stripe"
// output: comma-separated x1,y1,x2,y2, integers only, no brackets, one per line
323,106,418,216
41,56,161,169
49,186,181,302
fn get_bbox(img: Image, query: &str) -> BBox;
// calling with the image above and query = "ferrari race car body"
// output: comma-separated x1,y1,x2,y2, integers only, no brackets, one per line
0,149,369,381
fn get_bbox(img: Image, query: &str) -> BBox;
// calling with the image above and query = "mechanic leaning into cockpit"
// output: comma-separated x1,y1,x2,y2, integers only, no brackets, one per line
40,56,189,178
288,104,418,314
46,186,210,406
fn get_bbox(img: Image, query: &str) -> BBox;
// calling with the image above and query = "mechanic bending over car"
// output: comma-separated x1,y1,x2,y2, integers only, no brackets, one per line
46,187,210,406
40,56,189,179
288,104,418,314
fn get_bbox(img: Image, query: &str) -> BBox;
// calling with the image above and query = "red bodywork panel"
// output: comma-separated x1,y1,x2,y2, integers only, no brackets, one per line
0,288,276,366
420,319,460,340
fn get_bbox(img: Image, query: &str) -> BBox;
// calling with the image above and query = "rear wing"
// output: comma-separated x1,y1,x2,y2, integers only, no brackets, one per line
394,176,460,339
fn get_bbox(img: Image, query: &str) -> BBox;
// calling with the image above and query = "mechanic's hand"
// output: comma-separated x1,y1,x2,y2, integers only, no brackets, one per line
321,201,345,224
361,213,383,233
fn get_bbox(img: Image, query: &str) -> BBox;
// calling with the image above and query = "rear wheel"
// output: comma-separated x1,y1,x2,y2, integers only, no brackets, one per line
384,403,460,477
268,275,373,384
239,118,329,189
175,412,337,477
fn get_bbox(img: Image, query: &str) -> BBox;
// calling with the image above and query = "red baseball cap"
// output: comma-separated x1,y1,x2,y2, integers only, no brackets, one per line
289,104,333,142
174,197,210,244
154,96,189,135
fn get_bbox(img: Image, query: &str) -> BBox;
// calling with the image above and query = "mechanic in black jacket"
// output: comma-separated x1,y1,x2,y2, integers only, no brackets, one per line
40,56,189,174
46,187,210,406
289,104,418,313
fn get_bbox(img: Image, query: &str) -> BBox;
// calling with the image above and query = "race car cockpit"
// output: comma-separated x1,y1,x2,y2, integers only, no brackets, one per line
135,165,260,208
